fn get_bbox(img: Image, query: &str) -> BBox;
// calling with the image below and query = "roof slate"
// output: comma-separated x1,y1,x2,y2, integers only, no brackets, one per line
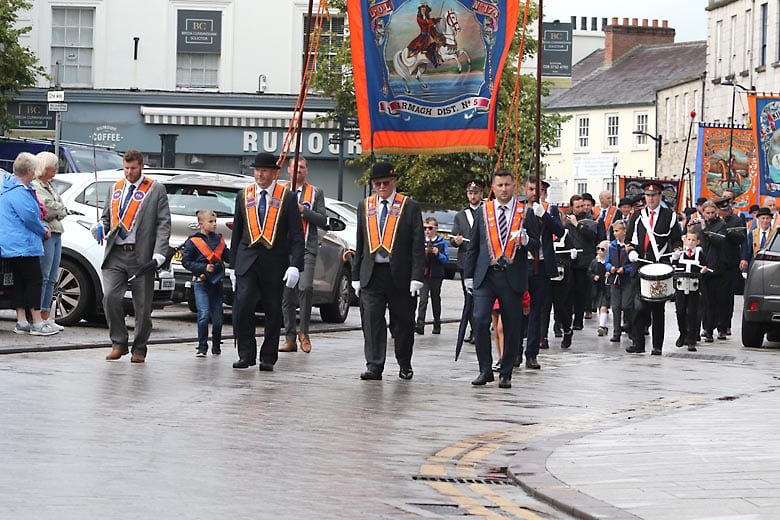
545,41,706,110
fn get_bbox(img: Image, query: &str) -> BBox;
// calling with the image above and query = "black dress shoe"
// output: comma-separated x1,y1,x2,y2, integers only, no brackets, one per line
525,357,541,369
609,335,621,342
415,324,424,335
513,355,522,367
539,339,549,349
625,345,646,353
554,329,562,338
704,333,714,343
675,335,685,348
498,375,512,389
561,330,573,349
232,358,256,369
572,324,584,331
717,332,727,340
465,335,475,344
398,368,414,380
651,348,662,356
432,328,441,335
687,345,697,351
471,371,494,385
258,362,274,371
360,370,382,381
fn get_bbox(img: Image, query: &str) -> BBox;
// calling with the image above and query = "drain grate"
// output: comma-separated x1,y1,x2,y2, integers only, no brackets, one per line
412,474,515,485
665,353,736,361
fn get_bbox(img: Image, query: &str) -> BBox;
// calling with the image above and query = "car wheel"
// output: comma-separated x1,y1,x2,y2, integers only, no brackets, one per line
53,258,94,326
319,269,350,323
741,318,765,348
766,328,780,343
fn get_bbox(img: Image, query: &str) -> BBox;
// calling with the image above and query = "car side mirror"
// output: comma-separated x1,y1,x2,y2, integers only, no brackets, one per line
328,217,346,232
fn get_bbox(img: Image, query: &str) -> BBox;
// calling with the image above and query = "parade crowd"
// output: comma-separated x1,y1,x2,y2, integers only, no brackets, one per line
1,150,778,389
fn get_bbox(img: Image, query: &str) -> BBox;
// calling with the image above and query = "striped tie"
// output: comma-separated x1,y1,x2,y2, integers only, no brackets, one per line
498,205,508,244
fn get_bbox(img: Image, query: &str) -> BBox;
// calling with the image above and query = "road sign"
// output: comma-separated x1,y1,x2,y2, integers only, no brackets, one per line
47,91,65,102
47,102,68,112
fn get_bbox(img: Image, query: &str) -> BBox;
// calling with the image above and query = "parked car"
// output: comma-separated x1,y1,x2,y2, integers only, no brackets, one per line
162,172,353,323
742,231,780,347
420,205,460,279
324,197,357,251
0,136,124,174
44,171,177,325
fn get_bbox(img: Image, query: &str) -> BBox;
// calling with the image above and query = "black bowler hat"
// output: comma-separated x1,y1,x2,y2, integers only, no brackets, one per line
630,193,645,206
715,197,732,209
696,197,708,205
370,161,397,180
749,204,760,214
618,197,632,207
641,181,664,194
756,206,772,218
465,178,485,192
581,192,595,203
251,152,280,169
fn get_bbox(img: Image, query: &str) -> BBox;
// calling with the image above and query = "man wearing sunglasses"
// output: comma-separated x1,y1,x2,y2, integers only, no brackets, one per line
353,162,425,381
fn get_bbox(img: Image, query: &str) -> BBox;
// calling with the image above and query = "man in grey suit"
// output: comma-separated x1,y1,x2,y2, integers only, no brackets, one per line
230,152,305,371
102,149,171,363
352,162,425,381
463,169,540,389
280,156,327,353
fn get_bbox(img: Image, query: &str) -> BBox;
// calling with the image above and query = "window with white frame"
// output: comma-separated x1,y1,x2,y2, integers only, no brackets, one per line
303,14,346,79
550,123,562,151
760,3,768,66
605,114,619,148
730,15,737,75
176,10,222,89
634,112,648,147
715,19,723,77
674,95,680,139
745,8,753,72
665,97,671,139
176,54,219,88
576,116,589,150
51,7,94,86
575,180,588,194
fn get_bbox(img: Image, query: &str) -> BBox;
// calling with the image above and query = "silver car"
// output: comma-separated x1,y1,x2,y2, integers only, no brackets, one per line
162,172,352,323
742,231,780,347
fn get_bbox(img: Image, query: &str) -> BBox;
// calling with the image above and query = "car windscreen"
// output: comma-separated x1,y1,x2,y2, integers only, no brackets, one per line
68,149,124,173
165,185,237,217
327,200,358,223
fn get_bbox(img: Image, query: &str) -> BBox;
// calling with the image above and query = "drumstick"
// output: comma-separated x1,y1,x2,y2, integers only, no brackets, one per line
554,248,583,254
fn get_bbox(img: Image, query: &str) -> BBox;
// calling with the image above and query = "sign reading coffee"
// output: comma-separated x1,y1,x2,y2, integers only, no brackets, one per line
177,10,221,53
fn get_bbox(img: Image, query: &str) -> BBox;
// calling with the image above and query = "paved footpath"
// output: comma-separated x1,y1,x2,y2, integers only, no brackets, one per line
1,283,780,519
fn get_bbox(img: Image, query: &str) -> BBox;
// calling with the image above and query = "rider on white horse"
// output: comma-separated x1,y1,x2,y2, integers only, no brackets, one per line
407,3,442,68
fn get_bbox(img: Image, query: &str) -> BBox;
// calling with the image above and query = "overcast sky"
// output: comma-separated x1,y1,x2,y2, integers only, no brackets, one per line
543,0,709,43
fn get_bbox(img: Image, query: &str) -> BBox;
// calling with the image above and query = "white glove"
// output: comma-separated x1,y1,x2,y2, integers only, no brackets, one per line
283,266,300,289
351,280,361,298
628,250,639,263
570,249,578,260
153,253,166,267
533,202,544,218
510,229,529,247
410,280,424,297
90,222,100,240
671,250,682,261
464,278,474,294
229,270,236,291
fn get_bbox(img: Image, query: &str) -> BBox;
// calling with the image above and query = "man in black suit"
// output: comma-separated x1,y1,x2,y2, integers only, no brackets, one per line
625,181,682,355
352,162,424,381
523,177,564,369
230,152,305,371
463,169,540,389
451,178,485,343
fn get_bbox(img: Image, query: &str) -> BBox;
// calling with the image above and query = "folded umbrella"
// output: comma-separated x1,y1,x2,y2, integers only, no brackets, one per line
127,245,180,282
454,292,473,361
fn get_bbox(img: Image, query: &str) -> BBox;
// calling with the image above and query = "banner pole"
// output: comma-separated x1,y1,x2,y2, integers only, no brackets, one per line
534,0,543,200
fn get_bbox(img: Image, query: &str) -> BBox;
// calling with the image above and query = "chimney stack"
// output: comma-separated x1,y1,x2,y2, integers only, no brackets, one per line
604,17,675,66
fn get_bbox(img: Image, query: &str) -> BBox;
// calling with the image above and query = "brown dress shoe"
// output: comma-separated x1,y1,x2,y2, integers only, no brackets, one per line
130,352,146,363
279,338,297,352
105,346,129,360
298,333,311,353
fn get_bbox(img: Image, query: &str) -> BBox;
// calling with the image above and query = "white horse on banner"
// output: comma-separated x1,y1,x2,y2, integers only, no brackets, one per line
392,9,472,93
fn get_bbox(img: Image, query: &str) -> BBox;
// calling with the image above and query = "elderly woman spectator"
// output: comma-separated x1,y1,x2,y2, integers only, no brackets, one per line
33,151,67,331
0,152,59,335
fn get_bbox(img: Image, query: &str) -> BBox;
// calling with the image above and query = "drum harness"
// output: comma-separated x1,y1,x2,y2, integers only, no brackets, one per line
634,209,675,263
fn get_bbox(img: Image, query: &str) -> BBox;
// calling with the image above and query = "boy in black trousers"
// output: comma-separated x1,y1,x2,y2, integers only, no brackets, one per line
182,209,229,357
672,230,709,352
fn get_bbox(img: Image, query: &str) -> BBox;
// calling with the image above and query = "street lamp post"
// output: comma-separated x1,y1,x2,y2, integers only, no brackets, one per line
721,81,755,189
632,130,662,177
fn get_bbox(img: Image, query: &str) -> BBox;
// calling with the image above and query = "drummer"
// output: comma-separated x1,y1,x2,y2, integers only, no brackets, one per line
672,231,710,352
625,181,683,355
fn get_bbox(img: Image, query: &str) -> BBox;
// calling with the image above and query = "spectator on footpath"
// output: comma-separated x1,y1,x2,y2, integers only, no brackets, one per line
182,209,229,357
589,240,611,336
32,151,67,331
415,216,448,335
101,149,172,363
0,152,58,336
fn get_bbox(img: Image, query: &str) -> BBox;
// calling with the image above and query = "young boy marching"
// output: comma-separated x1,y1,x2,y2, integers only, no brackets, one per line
181,209,229,357
605,220,634,342
672,231,709,352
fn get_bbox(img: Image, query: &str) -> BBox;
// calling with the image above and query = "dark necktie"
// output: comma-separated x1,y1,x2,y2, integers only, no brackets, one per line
760,231,767,249
600,208,606,221
296,188,302,203
379,200,389,258
120,184,136,217
498,205,508,244
258,190,267,226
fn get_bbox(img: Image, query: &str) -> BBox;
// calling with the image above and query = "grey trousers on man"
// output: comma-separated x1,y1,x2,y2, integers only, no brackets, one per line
102,248,155,355
283,251,316,339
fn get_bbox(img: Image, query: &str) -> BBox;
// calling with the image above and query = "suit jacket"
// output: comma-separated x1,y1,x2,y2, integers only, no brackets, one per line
566,212,598,270
230,184,304,276
536,205,565,278
352,195,425,289
295,183,327,255
463,202,540,293
626,205,682,263
450,204,480,269
100,178,171,268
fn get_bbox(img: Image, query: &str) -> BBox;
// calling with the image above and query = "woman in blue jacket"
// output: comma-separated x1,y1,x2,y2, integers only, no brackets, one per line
0,153,58,336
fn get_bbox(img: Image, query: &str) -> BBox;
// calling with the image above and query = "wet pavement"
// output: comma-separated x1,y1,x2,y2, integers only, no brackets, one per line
1,280,779,519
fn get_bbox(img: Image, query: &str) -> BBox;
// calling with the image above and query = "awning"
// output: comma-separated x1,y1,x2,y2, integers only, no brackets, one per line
139,106,338,129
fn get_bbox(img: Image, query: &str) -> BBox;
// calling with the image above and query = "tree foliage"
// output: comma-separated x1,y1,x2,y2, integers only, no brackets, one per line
312,1,568,207
0,0,47,133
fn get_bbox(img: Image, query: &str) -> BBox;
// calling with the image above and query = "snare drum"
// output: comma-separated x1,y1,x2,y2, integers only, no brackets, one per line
673,272,700,294
550,264,565,282
638,263,675,302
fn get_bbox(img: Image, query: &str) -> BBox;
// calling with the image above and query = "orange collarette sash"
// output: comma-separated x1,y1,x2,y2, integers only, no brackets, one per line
190,236,226,263
279,181,315,241
244,182,288,249
110,177,154,233
772,213,780,231
484,200,525,264
594,205,617,231
366,193,408,255
753,227,775,255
